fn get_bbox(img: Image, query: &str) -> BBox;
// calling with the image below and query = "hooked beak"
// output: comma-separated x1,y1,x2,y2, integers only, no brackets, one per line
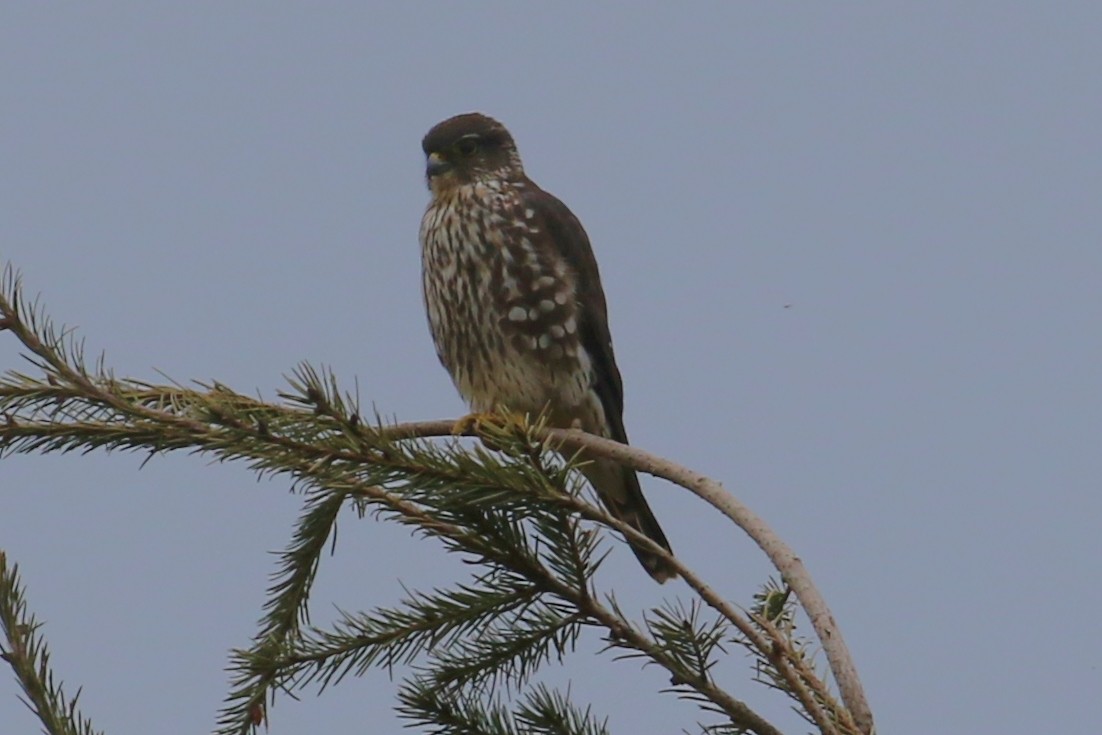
426,151,453,178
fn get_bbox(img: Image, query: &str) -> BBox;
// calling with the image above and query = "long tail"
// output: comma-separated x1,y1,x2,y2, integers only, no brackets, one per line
581,457,677,583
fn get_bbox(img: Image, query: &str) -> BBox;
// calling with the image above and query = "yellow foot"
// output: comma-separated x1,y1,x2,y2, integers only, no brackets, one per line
452,412,499,436
451,411,532,451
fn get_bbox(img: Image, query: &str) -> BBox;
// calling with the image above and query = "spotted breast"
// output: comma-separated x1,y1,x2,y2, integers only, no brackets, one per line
421,181,593,418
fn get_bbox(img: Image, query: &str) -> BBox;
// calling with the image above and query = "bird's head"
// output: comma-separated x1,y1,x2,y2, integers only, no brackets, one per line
422,113,524,194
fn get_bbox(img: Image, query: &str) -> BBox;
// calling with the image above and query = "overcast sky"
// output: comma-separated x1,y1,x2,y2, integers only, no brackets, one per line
2,4,1100,734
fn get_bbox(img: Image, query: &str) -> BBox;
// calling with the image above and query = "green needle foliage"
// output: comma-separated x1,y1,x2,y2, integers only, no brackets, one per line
0,553,102,735
0,265,864,735
398,681,610,735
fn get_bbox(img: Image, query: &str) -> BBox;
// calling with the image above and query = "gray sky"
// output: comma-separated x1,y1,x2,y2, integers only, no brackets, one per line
2,4,1100,734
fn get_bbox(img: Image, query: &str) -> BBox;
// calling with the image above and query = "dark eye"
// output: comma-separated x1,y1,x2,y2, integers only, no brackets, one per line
455,137,479,156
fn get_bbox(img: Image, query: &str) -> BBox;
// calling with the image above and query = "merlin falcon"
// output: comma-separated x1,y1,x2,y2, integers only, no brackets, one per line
418,113,675,583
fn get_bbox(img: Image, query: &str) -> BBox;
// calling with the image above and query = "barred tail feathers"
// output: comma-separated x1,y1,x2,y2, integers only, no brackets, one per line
581,457,677,584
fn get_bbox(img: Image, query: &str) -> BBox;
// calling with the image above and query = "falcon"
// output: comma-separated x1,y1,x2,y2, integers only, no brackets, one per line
419,113,675,583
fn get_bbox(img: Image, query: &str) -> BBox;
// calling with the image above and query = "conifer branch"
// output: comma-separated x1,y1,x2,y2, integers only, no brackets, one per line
0,552,102,735
380,419,871,734
0,264,873,735
397,681,611,735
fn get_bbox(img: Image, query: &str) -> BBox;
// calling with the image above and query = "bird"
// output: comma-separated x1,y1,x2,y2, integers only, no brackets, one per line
418,112,676,583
